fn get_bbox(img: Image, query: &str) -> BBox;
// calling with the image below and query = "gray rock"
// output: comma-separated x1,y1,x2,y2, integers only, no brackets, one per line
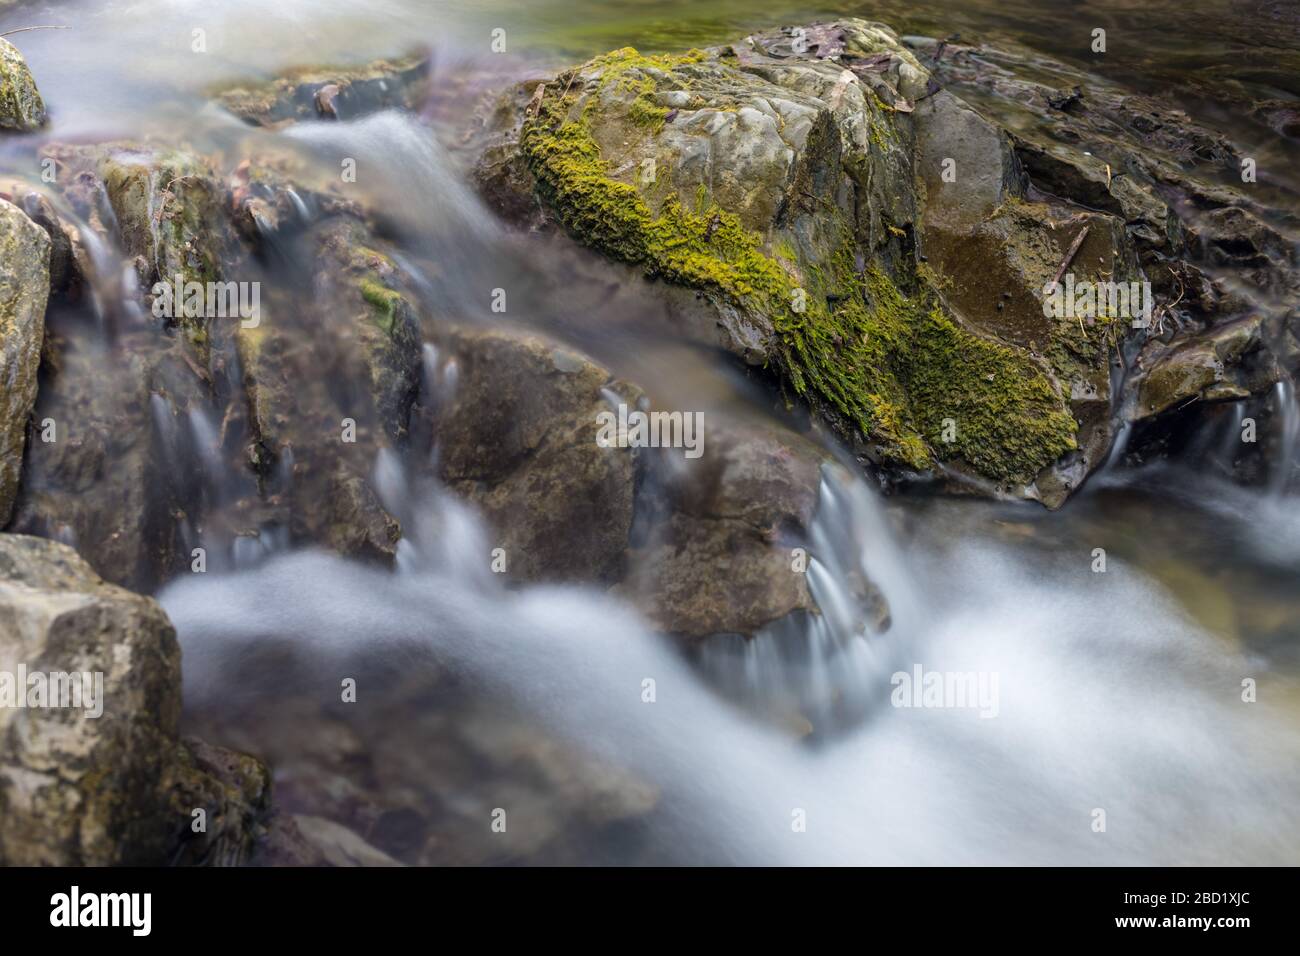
0,198,49,527
0,534,269,865
429,323,889,641
617,417,827,640
432,324,639,584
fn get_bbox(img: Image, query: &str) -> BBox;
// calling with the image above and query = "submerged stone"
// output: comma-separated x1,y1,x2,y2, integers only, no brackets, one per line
211,53,430,128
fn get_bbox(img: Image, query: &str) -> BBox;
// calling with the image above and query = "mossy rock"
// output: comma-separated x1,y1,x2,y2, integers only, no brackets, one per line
0,198,50,527
40,143,240,364
488,21,1112,501
0,37,45,132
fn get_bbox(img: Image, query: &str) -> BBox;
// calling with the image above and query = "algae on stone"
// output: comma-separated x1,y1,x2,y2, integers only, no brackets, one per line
0,199,51,526
514,29,1085,490
0,37,45,132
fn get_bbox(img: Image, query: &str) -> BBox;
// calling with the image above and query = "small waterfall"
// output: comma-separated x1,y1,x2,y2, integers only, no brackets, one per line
149,392,182,471
162,441,1300,865
695,461,918,732
1216,401,1246,468
284,187,311,222
372,446,494,585
419,342,457,407
231,526,291,569
188,406,225,483
1270,378,1299,496
1103,420,1132,473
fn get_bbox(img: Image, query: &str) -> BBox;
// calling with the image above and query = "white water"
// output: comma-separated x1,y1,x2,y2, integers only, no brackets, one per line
12,0,1290,866
160,458,1300,865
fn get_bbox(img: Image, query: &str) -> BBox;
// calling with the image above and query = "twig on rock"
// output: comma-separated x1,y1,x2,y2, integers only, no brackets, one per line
1049,224,1090,291
0,25,70,38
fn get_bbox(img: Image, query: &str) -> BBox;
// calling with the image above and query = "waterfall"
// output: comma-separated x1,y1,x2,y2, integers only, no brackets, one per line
1270,378,1299,496
695,461,920,732
159,448,1300,864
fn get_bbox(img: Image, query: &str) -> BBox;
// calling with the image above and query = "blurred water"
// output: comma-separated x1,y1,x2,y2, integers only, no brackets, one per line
161,456,1300,864
7,0,1298,865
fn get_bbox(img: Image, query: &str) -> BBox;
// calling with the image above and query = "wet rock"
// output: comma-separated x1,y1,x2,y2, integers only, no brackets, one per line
0,182,77,295
475,19,1145,506
0,37,45,132
233,214,420,566
0,198,50,527
430,323,889,640
227,154,361,247
323,466,400,564
431,324,639,584
212,53,431,129
163,737,272,866
0,535,268,865
9,336,205,591
618,418,827,640
913,88,1141,505
491,18,1300,503
313,216,422,446
470,79,547,229
41,143,241,359
917,34,1297,377
1251,99,1300,140
14,141,414,580
1136,315,1280,417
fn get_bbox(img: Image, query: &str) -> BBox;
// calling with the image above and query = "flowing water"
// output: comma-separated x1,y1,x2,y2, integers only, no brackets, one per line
4,0,1299,864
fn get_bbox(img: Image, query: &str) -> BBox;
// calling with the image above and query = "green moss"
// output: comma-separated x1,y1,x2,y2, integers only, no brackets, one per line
520,52,1079,485
0,38,46,130
584,47,704,133
359,278,404,335
907,302,1078,482
865,91,897,153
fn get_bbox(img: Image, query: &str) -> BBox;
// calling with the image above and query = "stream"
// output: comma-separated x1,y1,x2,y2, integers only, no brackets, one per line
3,0,1298,865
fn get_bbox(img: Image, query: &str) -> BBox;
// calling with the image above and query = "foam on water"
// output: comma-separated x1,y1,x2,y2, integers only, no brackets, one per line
160,463,1300,864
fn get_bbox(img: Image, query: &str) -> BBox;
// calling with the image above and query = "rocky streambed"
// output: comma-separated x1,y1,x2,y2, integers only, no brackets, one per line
1,10,1298,865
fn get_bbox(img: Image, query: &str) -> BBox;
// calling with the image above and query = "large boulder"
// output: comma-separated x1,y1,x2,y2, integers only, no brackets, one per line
0,198,49,527
476,23,1110,504
475,18,1297,506
0,37,45,132
0,534,268,865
